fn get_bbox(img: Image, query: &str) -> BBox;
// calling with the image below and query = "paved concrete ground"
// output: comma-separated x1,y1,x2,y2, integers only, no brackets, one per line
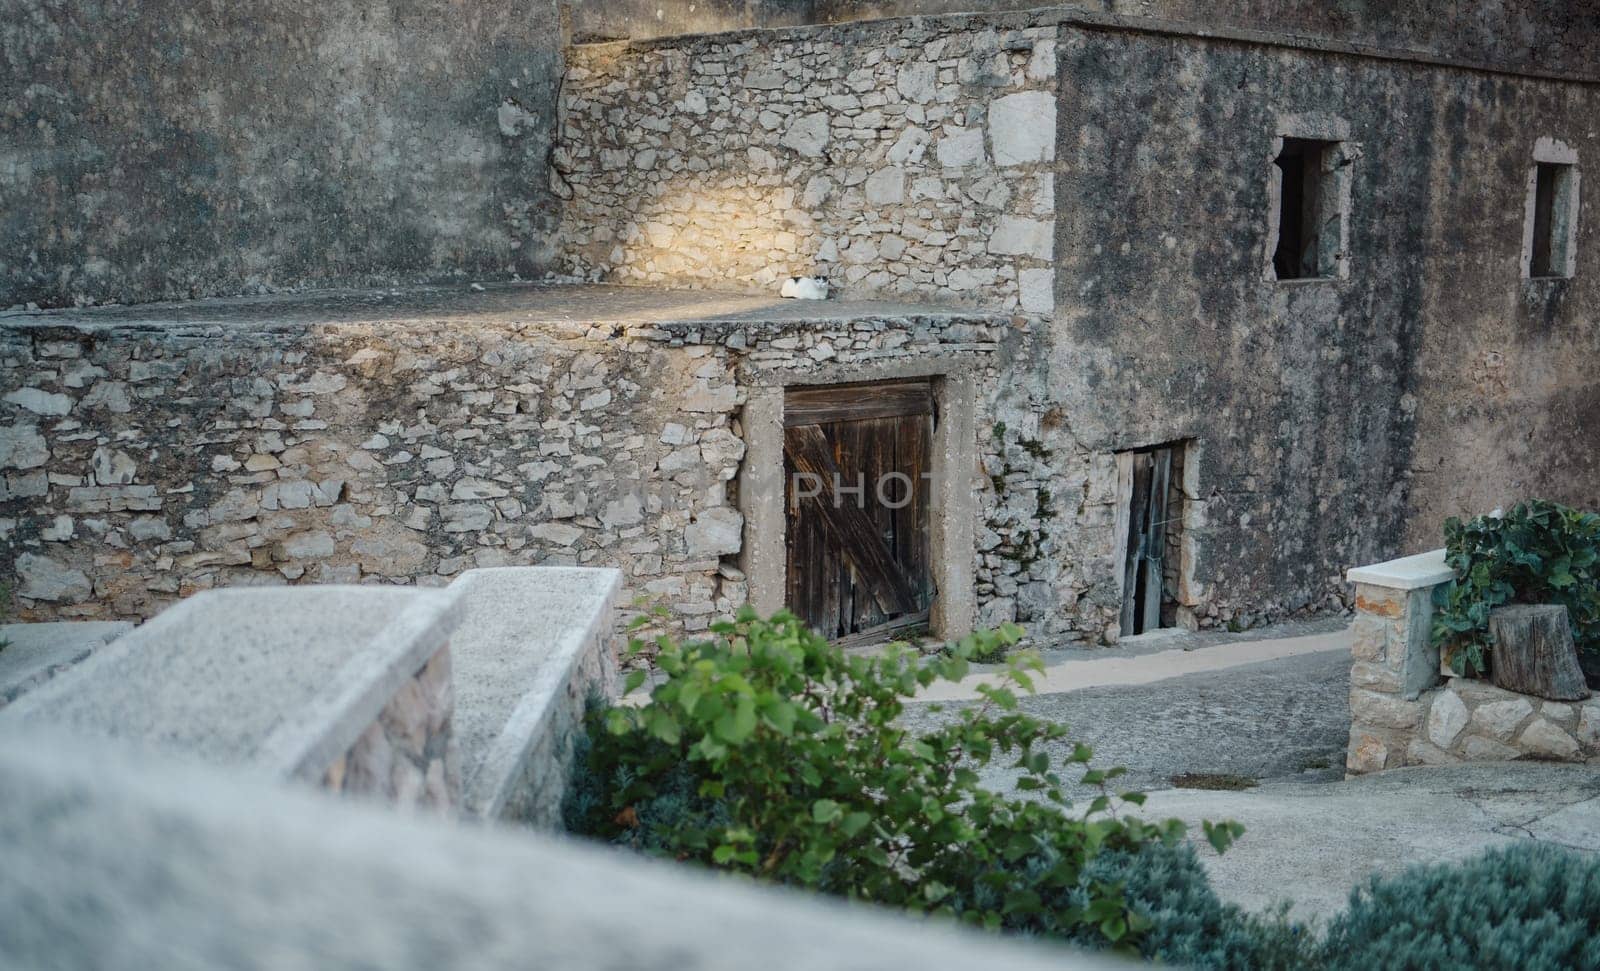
1139,763,1600,920
902,641,1353,797
903,623,1600,921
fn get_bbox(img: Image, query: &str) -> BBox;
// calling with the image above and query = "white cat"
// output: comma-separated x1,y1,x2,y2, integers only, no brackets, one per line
779,276,830,300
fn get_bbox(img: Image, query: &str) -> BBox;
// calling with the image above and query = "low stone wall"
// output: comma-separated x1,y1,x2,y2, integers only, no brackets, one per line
448,566,621,824
324,644,459,812
558,18,1059,312
0,285,1086,640
1345,550,1600,773
0,727,1125,971
0,585,465,812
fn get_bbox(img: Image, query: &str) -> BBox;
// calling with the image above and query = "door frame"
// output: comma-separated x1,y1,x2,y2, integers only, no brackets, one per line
738,362,978,641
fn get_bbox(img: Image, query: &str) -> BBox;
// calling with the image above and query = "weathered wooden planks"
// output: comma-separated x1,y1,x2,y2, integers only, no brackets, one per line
782,382,935,640
784,423,919,620
783,380,933,427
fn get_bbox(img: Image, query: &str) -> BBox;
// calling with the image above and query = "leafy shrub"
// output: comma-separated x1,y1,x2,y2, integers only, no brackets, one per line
565,607,1242,951
1320,843,1600,971
1432,500,1600,675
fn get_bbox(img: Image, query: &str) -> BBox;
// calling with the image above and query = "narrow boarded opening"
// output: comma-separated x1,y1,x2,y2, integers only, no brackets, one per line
1530,162,1575,279
783,380,936,644
1273,138,1339,280
1117,442,1188,637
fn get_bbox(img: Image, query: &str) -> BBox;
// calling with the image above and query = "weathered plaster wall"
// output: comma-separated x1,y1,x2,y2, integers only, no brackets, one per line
1049,29,1600,631
0,286,1033,638
557,20,1060,311
569,1,1598,78
569,0,819,42
1,0,564,311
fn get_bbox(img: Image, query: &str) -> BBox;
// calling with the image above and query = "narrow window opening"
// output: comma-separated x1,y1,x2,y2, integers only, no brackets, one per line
1116,441,1189,637
1272,138,1342,280
1529,161,1577,279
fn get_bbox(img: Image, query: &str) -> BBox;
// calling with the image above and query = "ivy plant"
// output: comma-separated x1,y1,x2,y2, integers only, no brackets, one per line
566,607,1241,952
1431,500,1600,676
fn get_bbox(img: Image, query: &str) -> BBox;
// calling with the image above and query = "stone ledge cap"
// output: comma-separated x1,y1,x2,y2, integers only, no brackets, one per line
447,566,622,819
0,585,464,781
1347,549,1454,591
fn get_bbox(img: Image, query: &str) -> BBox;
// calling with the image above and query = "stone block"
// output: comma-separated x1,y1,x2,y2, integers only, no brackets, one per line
685,507,743,557
1353,584,1406,618
1351,661,1403,693
1350,616,1389,662
988,91,1055,166
1425,688,1469,748
1471,698,1535,741
1347,732,1389,773
987,216,1052,259
1578,702,1600,747
1405,737,1460,766
865,168,906,206
0,425,49,470
778,112,830,157
1350,688,1421,730
15,553,91,604
1018,268,1053,314
1517,719,1581,760
936,127,986,169
1459,734,1522,761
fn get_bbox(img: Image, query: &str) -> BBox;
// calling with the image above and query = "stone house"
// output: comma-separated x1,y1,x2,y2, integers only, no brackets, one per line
1,1,1596,647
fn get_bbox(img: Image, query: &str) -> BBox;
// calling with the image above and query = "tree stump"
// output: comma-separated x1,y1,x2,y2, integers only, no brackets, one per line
1488,604,1591,701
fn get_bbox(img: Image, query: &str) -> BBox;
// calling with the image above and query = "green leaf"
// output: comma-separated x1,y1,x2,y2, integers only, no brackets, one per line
812,799,843,824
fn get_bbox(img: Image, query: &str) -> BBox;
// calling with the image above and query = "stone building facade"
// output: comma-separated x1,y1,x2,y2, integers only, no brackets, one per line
2,2,1597,648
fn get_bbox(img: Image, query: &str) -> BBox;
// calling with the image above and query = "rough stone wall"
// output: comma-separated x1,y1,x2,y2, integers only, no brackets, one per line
1346,581,1600,773
1048,29,1600,632
1,0,564,310
0,289,1040,639
557,20,1060,312
324,644,459,813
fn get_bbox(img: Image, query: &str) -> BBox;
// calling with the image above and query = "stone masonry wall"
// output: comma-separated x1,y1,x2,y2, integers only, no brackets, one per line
0,287,1056,640
324,643,459,813
557,20,1059,311
1346,573,1599,774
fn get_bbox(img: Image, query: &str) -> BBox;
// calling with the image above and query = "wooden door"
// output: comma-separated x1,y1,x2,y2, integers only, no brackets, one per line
783,381,935,641
1119,447,1172,636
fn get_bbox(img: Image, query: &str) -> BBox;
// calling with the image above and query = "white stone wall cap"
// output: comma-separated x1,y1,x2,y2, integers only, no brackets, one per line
0,728,1129,971
0,622,132,703
448,566,622,819
0,585,464,781
1346,549,1454,591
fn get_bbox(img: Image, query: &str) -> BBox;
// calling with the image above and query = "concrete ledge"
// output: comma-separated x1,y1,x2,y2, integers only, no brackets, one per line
0,586,462,782
0,729,1123,971
1346,549,1454,591
0,622,132,706
448,567,622,823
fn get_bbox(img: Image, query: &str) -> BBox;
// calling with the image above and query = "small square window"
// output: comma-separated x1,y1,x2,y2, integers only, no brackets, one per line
1271,138,1346,281
1527,160,1578,279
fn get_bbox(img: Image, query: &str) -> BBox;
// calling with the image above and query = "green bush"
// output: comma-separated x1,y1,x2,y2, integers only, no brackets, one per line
1432,500,1600,676
1079,843,1316,968
564,607,1242,951
1321,843,1600,971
